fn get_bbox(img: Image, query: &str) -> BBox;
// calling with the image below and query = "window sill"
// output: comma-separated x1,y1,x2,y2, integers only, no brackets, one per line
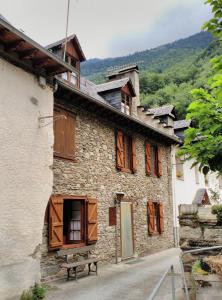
119,168,133,174
61,243,86,249
149,232,161,236
54,154,78,163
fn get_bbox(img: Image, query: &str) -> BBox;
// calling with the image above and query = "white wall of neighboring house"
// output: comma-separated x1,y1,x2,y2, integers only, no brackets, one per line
172,146,222,231
0,58,54,299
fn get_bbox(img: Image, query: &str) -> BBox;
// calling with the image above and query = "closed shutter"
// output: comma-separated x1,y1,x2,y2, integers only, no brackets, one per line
87,198,98,244
147,201,155,235
65,112,75,159
54,109,65,157
157,146,163,177
116,130,124,170
159,202,164,234
132,138,137,173
145,143,151,176
49,196,64,248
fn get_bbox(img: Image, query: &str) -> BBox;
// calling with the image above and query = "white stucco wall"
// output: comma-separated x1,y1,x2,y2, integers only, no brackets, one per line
0,58,54,299
172,146,222,228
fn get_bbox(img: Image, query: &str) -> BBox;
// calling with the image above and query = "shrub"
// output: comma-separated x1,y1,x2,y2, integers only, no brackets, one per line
20,284,46,300
211,204,222,224
192,260,208,275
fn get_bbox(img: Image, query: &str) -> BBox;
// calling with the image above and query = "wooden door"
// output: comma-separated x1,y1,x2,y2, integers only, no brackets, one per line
120,202,134,259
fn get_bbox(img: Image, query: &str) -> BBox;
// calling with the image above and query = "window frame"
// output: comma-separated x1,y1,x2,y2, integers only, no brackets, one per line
148,143,161,177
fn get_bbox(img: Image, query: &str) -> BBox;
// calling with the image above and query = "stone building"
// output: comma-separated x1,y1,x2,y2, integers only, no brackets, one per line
41,35,179,280
0,16,73,299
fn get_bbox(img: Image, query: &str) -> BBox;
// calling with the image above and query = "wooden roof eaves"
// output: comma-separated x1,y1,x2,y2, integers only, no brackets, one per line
56,79,179,145
0,18,75,77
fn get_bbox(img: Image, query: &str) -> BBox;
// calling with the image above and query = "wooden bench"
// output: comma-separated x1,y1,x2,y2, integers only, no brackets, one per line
57,245,99,281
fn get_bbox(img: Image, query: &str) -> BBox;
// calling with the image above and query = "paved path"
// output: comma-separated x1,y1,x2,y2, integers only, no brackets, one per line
46,248,183,300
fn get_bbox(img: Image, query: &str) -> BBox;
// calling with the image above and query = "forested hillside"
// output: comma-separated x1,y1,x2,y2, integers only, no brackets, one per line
81,32,221,118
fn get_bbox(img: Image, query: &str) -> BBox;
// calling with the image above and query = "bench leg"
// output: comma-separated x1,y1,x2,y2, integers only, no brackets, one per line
94,262,98,275
74,267,77,281
67,268,71,281
88,263,91,275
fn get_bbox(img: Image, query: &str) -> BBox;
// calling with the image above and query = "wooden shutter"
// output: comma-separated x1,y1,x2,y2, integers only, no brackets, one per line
147,201,155,235
159,202,164,234
87,198,98,244
116,130,124,170
54,109,65,157
145,143,151,176
49,196,64,248
132,138,137,173
65,112,75,160
157,146,163,177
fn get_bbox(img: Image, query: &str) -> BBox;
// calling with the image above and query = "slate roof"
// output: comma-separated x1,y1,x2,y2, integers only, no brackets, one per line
149,105,175,118
174,119,192,130
106,64,139,77
46,34,86,62
80,77,107,103
96,78,136,96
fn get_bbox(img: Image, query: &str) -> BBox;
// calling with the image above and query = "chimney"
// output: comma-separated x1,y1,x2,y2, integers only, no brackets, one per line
106,64,140,117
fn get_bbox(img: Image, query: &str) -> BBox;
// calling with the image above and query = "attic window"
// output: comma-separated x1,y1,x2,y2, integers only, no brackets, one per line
121,93,131,115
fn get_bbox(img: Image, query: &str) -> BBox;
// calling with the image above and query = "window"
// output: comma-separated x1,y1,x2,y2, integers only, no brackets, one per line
70,72,78,86
49,196,98,249
195,165,199,184
175,156,184,180
61,54,80,87
53,108,75,160
145,143,162,177
121,93,131,115
147,201,164,235
116,130,137,173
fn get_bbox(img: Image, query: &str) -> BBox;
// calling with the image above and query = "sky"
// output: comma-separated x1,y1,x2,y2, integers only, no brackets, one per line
0,0,212,59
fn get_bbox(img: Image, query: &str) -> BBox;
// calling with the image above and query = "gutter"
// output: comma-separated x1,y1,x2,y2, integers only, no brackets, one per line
56,78,180,144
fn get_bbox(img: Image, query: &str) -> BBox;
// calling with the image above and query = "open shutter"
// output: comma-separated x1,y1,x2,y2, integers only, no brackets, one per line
116,130,124,170
132,138,137,173
49,196,63,248
145,143,151,176
53,109,65,157
157,146,163,177
147,201,155,235
159,202,164,234
65,112,75,160
87,198,98,244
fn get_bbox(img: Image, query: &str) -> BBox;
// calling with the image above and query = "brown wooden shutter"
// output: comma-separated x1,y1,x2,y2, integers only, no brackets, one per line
132,138,137,173
147,201,155,235
116,130,124,170
157,146,163,177
159,202,164,234
87,198,98,244
54,109,65,157
145,143,151,176
65,112,75,160
49,196,64,248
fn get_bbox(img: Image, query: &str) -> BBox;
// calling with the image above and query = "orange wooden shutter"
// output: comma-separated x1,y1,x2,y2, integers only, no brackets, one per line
132,138,137,173
159,202,164,234
87,198,98,244
65,112,75,160
49,196,64,248
54,109,65,157
147,201,155,235
157,146,163,177
145,143,151,176
116,130,124,170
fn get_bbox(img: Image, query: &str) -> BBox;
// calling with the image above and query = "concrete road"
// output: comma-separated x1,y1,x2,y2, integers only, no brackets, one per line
46,248,183,300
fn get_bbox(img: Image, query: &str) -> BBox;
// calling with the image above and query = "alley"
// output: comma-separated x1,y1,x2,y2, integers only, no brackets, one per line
46,248,183,300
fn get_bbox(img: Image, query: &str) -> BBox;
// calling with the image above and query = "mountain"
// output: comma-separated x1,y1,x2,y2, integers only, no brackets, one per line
81,32,213,82
81,32,221,119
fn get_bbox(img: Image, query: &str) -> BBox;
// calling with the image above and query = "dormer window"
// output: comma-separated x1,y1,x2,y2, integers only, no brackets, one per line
121,93,131,115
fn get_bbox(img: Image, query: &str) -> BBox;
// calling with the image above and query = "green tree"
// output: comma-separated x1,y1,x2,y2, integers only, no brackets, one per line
179,0,222,174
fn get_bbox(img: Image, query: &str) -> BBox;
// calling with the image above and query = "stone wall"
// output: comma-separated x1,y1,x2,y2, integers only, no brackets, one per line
0,58,54,299
179,204,222,249
41,99,174,280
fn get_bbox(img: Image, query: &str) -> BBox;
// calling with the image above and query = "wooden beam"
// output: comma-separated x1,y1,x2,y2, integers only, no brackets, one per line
6,40,26,52
33,57,52,68
20,48,38,60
